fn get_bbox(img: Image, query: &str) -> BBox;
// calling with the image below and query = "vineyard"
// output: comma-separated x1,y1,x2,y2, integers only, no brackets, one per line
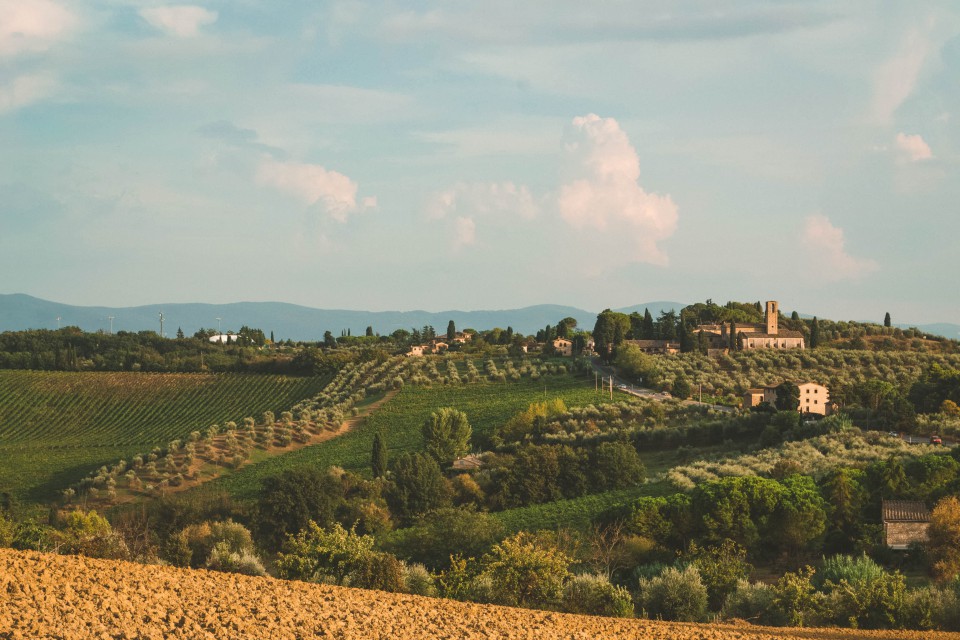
0,371,331,502
190,362,605,502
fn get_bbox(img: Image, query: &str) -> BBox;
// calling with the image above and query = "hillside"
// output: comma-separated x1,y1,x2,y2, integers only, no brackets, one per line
0,371,330,502
2,548,956,640
0,293,685,339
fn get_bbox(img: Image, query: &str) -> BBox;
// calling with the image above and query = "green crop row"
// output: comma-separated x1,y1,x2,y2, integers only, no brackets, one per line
192,370,609,503
0,371,331,501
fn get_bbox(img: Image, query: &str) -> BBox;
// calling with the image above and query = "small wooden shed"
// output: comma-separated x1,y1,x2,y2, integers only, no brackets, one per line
882,500,931,550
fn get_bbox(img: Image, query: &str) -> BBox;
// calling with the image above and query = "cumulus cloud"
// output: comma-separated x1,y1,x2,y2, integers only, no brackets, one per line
256,158,371,222
0,73,56,113
801,214,878,281
0,0,76,58
557,114,677,265
140,5,218,38
427,182,538,220
871,28,931,125
894,132,932,162
454,216,476,247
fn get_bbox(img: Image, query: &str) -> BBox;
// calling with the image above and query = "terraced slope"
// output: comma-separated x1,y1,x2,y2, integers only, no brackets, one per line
2,549,956,640
0,370,330,501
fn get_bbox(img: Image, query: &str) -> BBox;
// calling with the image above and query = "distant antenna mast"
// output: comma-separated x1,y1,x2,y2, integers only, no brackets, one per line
216,317,222,334
56,316,61,329
159,311,165,338
107,316,115,334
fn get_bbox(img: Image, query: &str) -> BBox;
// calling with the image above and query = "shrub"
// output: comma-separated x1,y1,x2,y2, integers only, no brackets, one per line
276,521,404,592
638,565,708,622
0,512,14,548
480,532,570,609
562,573,634,618
54,510,129,560
721,580,777,624
170,519,260,572
206,541,266,576
772,566,822,627
351,550,406,592
814,554,913,629
404,563,438,597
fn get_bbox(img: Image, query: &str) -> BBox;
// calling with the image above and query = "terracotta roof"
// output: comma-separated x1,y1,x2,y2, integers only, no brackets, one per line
882,500,931,522
744,388,765,394
743,330,805,339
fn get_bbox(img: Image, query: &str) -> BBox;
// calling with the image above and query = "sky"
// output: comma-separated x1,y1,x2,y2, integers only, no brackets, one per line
1,1,959,325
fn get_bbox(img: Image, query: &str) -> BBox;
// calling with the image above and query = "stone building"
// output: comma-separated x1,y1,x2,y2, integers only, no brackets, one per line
698,301,805,351
882,500,931,550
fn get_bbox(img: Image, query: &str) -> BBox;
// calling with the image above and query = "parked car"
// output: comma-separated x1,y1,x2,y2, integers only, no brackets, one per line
930,435,943,445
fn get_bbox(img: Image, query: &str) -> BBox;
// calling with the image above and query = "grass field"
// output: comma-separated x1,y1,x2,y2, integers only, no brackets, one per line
192,371,612,503
0,371,331,502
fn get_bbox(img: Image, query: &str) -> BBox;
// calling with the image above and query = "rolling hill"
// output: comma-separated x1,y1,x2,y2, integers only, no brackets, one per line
0,294,684,340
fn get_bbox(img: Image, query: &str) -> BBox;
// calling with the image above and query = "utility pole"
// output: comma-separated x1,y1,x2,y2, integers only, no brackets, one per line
159,312,164,338
216,317,222,334
107,316,115,334
56,316,61,329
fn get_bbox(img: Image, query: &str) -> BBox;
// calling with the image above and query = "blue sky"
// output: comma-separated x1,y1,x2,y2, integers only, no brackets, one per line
2,1,958,325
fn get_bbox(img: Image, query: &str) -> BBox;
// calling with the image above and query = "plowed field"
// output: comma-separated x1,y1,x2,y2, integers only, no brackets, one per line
1,549,957,640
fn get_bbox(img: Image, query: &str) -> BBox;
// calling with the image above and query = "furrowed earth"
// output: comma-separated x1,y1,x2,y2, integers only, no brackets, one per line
2,549,958,640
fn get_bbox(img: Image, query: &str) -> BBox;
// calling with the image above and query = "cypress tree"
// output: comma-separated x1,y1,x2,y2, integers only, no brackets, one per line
884,312,891,328
372,431,388,478
729,321,737,351
810,317,820,349
642,308,654,339
447,320,456,341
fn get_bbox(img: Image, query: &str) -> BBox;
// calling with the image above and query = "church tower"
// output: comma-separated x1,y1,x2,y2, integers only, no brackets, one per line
765,301,779,335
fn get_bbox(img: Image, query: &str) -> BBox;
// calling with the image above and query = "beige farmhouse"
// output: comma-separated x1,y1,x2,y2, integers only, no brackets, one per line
742,380,831,415
552,338,573,356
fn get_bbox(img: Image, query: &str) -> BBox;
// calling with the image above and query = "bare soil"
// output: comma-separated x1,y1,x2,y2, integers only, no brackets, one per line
2,549,958,640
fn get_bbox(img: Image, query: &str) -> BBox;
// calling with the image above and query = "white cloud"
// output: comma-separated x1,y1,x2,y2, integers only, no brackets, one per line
894,132,932,162
256,158,369,222
427,182,538,220
0,73,56,113
140,5,218,38
557,113,678,265
801,214,878,281
454,216,476,247
0,0,76,58
870,28,931,125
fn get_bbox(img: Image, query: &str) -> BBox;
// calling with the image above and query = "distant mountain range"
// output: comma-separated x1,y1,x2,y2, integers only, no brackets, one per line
0,294,684,340
1,294,956,342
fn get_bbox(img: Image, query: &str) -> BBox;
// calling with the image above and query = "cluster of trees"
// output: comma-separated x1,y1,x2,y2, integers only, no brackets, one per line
0,327,302,373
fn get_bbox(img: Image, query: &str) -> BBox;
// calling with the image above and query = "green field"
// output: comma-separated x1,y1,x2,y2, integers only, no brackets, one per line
193,371,612,503
0,370,331,502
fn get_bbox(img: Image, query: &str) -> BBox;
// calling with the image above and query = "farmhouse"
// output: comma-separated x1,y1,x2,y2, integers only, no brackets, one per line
882,500,931,550
552,338,573,356
742,381,832,415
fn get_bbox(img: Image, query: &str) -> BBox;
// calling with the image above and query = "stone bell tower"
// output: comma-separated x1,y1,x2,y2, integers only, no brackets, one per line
765,301,779,335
